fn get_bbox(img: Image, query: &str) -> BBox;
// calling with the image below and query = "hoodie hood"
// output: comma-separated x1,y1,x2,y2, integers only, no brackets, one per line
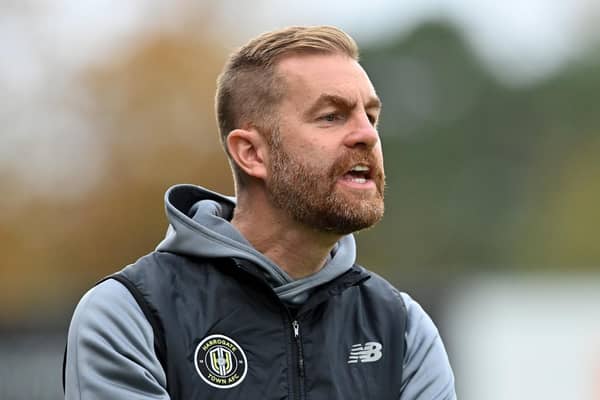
156,184,357,305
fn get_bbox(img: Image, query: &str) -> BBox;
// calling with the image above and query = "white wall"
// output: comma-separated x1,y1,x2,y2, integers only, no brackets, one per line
444,274,600,400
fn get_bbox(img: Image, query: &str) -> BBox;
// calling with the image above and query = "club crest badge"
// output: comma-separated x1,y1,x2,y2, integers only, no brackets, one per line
194,334,248,389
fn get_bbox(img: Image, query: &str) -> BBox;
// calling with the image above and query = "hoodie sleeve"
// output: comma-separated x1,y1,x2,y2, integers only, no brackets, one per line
65,279,169,400
399,293,457,400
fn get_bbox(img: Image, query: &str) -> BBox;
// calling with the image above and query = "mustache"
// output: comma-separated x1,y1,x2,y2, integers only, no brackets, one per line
329,151,386,190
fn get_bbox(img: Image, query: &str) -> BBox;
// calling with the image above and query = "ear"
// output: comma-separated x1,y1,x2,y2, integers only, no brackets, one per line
226,128,269,180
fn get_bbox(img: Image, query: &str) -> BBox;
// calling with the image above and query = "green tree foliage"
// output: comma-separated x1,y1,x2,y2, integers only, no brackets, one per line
1,21,599,326
358,22,600,280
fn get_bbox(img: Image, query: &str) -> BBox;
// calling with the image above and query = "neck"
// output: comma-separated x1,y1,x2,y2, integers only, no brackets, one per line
231,188,341,279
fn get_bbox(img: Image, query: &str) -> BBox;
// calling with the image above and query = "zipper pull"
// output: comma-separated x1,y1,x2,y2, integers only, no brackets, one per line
292,320,300,338
292,320,305,377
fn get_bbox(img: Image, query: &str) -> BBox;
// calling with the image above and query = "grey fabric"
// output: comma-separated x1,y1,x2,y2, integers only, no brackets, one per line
273,235,355,304
65,279,169,400
400,292,457,399
156,184,357,304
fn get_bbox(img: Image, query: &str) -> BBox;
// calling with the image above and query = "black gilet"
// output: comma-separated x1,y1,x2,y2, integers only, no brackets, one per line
98,251,407,399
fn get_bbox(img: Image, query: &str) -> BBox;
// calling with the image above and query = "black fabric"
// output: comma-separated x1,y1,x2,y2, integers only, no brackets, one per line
62,344,67,392
113,251,408,400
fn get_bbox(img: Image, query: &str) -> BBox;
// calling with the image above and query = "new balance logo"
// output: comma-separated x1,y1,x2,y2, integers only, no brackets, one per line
347,342,383,364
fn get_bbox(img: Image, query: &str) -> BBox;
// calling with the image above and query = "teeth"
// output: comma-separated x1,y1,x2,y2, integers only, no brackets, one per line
350,177,367,184
351,165,369,172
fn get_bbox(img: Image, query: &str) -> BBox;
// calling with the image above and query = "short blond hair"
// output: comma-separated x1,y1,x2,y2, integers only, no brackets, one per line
215,25,359,187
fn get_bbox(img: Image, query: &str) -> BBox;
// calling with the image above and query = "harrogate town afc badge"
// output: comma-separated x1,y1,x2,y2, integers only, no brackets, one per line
194,334,248,389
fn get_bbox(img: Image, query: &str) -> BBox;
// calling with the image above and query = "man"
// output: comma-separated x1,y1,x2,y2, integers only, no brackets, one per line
64,26,456,399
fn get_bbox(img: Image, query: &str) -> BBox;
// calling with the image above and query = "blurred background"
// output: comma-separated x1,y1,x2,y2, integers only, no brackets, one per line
1,1,599,398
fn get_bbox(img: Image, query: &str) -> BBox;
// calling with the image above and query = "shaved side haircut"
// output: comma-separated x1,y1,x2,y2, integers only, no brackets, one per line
215,25,359,188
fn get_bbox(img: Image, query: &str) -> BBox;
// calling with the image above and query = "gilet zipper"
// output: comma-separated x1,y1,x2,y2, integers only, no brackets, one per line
291,319,306,400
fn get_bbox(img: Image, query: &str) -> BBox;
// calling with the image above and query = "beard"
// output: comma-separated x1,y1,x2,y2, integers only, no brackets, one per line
266,133,385,235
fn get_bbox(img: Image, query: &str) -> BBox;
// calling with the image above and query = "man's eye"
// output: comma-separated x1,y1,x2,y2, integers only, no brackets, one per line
321,113,340,122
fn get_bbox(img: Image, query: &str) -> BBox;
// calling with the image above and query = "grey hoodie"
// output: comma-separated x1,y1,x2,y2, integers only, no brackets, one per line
64,184,456,399
155,184,358,305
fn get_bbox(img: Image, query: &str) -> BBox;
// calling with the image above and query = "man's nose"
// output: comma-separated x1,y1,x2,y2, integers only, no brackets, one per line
344,112,379,149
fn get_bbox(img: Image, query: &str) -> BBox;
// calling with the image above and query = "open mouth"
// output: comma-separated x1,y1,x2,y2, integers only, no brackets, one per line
342,164,373,184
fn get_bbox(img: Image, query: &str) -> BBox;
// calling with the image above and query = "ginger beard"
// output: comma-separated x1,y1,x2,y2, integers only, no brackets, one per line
266,132,385,235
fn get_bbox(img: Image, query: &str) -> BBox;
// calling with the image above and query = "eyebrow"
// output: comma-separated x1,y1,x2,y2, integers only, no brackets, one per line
303,93,382,119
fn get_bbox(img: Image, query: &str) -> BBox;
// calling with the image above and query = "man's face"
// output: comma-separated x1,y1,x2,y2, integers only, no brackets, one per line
265,53,385,235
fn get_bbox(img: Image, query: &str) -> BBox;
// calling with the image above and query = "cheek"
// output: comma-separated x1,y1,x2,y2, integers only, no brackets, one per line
297,139,334,165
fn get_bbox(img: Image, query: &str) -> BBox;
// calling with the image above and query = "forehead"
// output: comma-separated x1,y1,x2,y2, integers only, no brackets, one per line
275,53,377,105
